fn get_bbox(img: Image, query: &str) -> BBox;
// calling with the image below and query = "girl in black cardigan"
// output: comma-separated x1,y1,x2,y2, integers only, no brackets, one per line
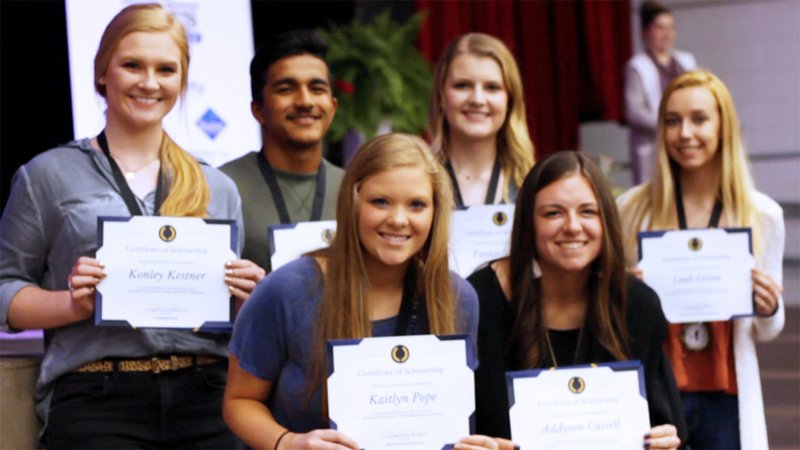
468,151,687,449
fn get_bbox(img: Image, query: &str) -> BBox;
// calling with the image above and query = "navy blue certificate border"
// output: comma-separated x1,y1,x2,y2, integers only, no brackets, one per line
326,334,477,449
637,227,755,319
95,215,238,332
505,360,646,411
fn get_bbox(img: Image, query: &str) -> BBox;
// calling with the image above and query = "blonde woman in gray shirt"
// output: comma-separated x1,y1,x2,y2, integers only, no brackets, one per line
0,4,262,448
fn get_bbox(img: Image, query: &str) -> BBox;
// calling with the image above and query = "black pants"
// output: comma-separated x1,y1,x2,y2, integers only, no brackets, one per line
43,360,242,449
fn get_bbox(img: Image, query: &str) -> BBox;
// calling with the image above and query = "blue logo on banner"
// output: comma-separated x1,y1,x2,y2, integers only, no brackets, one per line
197,109,226,140
169,3,201,43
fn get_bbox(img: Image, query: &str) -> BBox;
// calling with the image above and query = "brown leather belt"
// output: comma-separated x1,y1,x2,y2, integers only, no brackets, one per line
73,355,222,374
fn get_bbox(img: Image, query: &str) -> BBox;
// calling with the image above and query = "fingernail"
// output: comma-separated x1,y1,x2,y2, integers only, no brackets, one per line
98,261,105,268
644,443,650,449
228,285,235,292
224,277,232,283
644,433,651,439
225,269,233,275
225,261,233,267
515,446,520,450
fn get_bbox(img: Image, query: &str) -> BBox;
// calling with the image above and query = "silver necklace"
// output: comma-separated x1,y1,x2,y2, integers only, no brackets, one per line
111,154,159,181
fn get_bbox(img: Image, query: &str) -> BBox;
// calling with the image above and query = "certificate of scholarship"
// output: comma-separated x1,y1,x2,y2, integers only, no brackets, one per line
638,227,754,323
327,334,476,449
507,362,650,449
95,216,237,330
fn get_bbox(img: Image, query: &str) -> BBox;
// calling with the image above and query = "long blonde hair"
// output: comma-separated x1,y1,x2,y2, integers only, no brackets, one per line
309,133,456,412
95,3,209,217
320,133,456,339
620,70,762,261
428,33,535,202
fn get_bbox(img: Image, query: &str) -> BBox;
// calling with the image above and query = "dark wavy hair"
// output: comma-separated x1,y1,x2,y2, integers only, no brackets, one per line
507,151,628,369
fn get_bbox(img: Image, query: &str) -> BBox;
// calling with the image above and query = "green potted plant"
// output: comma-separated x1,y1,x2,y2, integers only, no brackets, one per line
317,10,433,144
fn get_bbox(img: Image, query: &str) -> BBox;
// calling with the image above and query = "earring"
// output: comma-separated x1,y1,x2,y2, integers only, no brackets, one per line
532,259,542,279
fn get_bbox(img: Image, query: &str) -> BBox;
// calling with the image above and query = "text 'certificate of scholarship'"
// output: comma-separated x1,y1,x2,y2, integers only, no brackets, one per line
327,334,476,449
638,227,754,323
507,361,650,450
268,220,337,271
95,216,237,330
449,204,515,278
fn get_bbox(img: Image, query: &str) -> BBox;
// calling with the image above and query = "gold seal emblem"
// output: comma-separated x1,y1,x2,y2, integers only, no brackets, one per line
492,211,507,226
688,237,702,251
321,228,336,244
391,345,410,363
159,225,177,242
568,376,586,394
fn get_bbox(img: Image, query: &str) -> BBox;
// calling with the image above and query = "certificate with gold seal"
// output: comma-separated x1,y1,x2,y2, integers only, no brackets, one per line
268,220,337,271
507,362,650,450
638,227,755,323
327,334,476,449
449,204,515,277
95,216,237,330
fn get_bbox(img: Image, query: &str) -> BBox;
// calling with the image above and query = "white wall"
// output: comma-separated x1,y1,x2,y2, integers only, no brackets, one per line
582,0,800,263
634,0,800,204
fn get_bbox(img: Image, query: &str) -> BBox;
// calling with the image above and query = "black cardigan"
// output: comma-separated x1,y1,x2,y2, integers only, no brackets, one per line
468,265,688,442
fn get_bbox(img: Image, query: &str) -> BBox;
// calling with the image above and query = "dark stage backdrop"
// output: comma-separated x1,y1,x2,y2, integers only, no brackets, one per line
1,0,631,209
416,0,632,158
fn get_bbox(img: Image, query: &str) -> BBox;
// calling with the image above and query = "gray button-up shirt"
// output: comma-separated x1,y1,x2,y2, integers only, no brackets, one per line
0,138,243,422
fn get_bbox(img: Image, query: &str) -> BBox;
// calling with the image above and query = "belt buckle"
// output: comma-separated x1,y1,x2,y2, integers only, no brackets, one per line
151,357,163,374
149,356,177,374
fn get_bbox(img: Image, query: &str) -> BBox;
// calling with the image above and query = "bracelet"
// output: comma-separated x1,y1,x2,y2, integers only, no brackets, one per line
274,430,291,450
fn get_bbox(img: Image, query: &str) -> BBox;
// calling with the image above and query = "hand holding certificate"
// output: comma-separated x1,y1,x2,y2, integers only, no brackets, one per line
95,216,237,330
507,362,650,450
327,334,475,449
638,228,754,323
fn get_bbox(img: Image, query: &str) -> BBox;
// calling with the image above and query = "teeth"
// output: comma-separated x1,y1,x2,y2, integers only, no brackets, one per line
380,233,409,242
559,242,584,249
134,97,158,104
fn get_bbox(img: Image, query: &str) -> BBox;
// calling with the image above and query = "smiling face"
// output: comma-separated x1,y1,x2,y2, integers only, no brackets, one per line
253,54,337,151
664,86,721,173
534,173,603,278
100,31,182,130
357,165,434,272
443,53,508,144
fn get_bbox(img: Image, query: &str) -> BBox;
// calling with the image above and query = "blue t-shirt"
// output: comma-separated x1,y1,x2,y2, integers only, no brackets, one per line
230,256,479,432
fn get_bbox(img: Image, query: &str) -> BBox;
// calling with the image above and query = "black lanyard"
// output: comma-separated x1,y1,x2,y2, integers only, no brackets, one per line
675,178,722,229
393,264,424,336
97,130,163,216
256,150,326,224
445,156,501,208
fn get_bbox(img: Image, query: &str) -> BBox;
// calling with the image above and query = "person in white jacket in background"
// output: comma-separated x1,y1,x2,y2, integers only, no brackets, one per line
625,0,696,184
